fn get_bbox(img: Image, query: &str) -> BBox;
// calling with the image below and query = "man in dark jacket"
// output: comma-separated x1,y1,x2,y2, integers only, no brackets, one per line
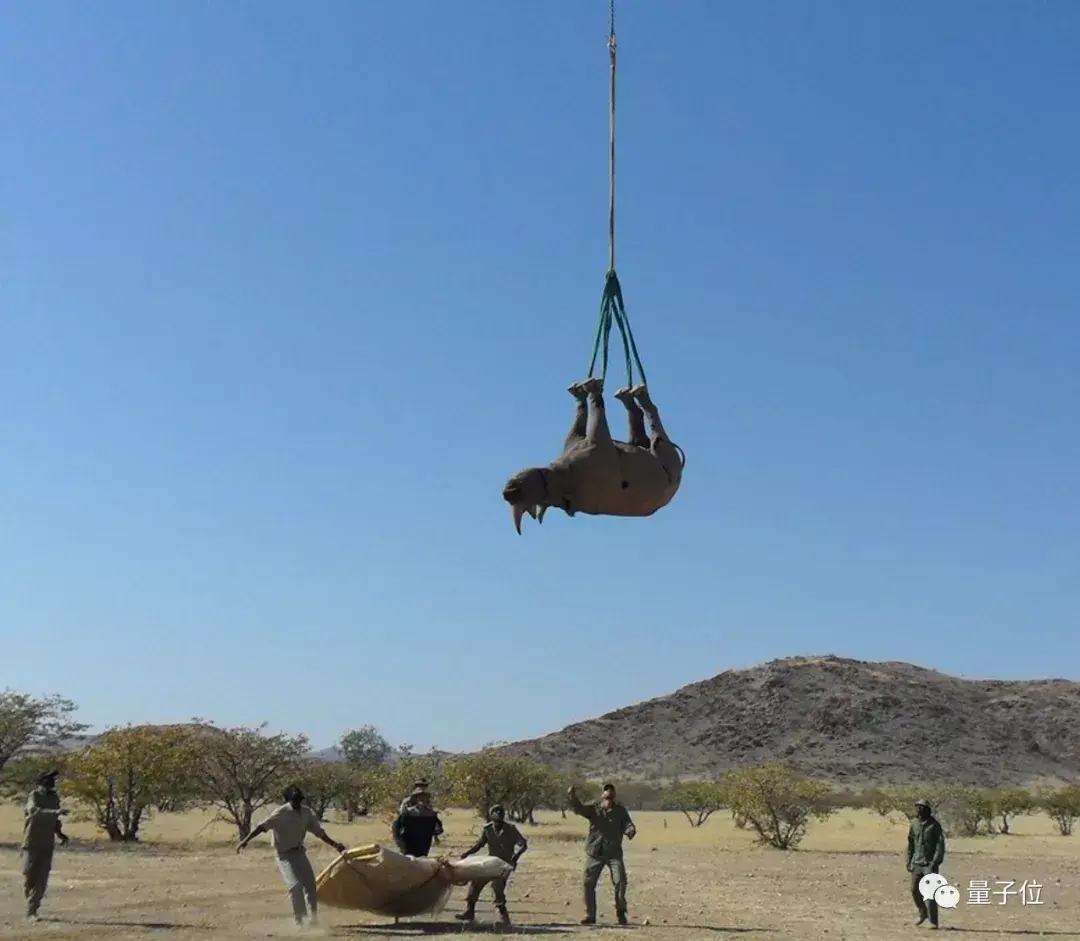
22,770,69,922
906,798,947,927
568,783,637,926
392,788,444,857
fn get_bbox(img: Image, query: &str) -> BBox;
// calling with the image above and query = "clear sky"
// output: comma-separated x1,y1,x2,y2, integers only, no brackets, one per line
3,0,1078,753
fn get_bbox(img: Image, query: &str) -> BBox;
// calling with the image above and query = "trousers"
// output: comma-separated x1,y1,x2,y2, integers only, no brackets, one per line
466,874,509,909
22,849,54,916
276,848,318,922
910,865,940,924
584,857,627,919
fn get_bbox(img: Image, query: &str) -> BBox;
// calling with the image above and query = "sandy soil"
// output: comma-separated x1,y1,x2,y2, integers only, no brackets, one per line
2,806,1077,939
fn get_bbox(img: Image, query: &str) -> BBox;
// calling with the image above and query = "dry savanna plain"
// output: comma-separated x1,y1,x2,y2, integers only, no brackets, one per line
2,804,1079,941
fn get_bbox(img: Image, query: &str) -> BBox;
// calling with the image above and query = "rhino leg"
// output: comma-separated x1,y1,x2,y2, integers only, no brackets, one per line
614,387,649,449
564,382,590,451
631,385,672,448
580,377,613,446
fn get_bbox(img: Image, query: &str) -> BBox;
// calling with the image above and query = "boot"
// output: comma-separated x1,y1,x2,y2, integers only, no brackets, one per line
497,905,511,926
617,911,629,926
455,906,476,921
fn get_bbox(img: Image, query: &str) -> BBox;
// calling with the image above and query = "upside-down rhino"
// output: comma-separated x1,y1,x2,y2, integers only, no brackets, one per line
502,377,686,534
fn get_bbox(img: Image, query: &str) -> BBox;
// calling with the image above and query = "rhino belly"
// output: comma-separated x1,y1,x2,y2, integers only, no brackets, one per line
591,446,672,516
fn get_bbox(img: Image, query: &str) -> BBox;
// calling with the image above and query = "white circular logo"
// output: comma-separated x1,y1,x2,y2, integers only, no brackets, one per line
934,884,960,909
918,873,948,901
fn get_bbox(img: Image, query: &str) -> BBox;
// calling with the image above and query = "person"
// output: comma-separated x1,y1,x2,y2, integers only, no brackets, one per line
455,804,528,926
392,787,444,857
906,797,946,928
567,783,637,926
398,780,433,814
236,785,347,927
21,769,69,922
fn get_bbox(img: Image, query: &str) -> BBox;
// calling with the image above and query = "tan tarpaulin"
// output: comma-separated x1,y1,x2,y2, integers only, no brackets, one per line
315,843,513,918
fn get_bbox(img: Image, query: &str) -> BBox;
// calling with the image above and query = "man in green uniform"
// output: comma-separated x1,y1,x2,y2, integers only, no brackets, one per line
21,769,69,922
237,785,347,927
906,797,946,928
455,803,528,926
567,783,637,926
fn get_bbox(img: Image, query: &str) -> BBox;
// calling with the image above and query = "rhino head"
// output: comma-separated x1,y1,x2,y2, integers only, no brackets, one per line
501,466,575,535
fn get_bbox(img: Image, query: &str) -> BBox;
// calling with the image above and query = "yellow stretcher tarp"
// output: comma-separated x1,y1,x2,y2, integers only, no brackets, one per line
315,843,513,918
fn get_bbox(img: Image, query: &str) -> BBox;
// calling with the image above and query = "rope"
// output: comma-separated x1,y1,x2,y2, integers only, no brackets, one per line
585,0,648,389
608,0,616,274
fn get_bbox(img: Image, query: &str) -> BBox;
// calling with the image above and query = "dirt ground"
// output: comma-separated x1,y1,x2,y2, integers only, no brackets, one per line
2,805,1078,939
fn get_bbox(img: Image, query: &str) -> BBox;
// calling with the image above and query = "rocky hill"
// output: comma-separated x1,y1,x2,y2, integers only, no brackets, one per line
496,655,1080,788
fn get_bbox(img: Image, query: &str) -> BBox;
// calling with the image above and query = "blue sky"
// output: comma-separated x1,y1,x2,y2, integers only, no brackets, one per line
3,0,1078,753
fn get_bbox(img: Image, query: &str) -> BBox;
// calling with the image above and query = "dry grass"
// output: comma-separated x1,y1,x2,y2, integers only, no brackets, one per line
2,804,1078,939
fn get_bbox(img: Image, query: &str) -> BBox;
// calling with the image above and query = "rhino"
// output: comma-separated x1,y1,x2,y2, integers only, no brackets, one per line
502,376,686,534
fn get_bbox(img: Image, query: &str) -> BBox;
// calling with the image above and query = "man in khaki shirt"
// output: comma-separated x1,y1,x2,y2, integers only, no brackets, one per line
22,770,69,922
455,804,528,925
237,785,346,926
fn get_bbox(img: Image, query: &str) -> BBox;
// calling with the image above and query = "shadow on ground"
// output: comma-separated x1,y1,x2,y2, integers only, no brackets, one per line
946,930,1080,937
44,917,210,931
338,922,774,936
338,924,571,936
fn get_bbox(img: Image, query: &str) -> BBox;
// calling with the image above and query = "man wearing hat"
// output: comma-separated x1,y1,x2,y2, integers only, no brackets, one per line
21,769,69,922
392,785,444,857
906,798,946,928
455,804,528,925
398,780,437,816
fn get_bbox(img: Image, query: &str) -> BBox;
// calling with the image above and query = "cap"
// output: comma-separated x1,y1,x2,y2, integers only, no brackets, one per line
914,798,930,808
37,769,60,785
489,804,504,815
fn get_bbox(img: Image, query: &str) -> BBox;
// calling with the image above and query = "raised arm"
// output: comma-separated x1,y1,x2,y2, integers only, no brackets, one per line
566,786,594,820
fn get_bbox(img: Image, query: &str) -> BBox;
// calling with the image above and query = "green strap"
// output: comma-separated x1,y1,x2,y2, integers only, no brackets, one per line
584,5,649,390
586,269,648,388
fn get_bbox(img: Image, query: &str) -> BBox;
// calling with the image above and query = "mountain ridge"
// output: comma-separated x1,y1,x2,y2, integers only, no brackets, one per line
491,654,1080,787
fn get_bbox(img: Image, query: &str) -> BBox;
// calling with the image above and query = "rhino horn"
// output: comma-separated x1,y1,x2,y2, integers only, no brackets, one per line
512,503,528,535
